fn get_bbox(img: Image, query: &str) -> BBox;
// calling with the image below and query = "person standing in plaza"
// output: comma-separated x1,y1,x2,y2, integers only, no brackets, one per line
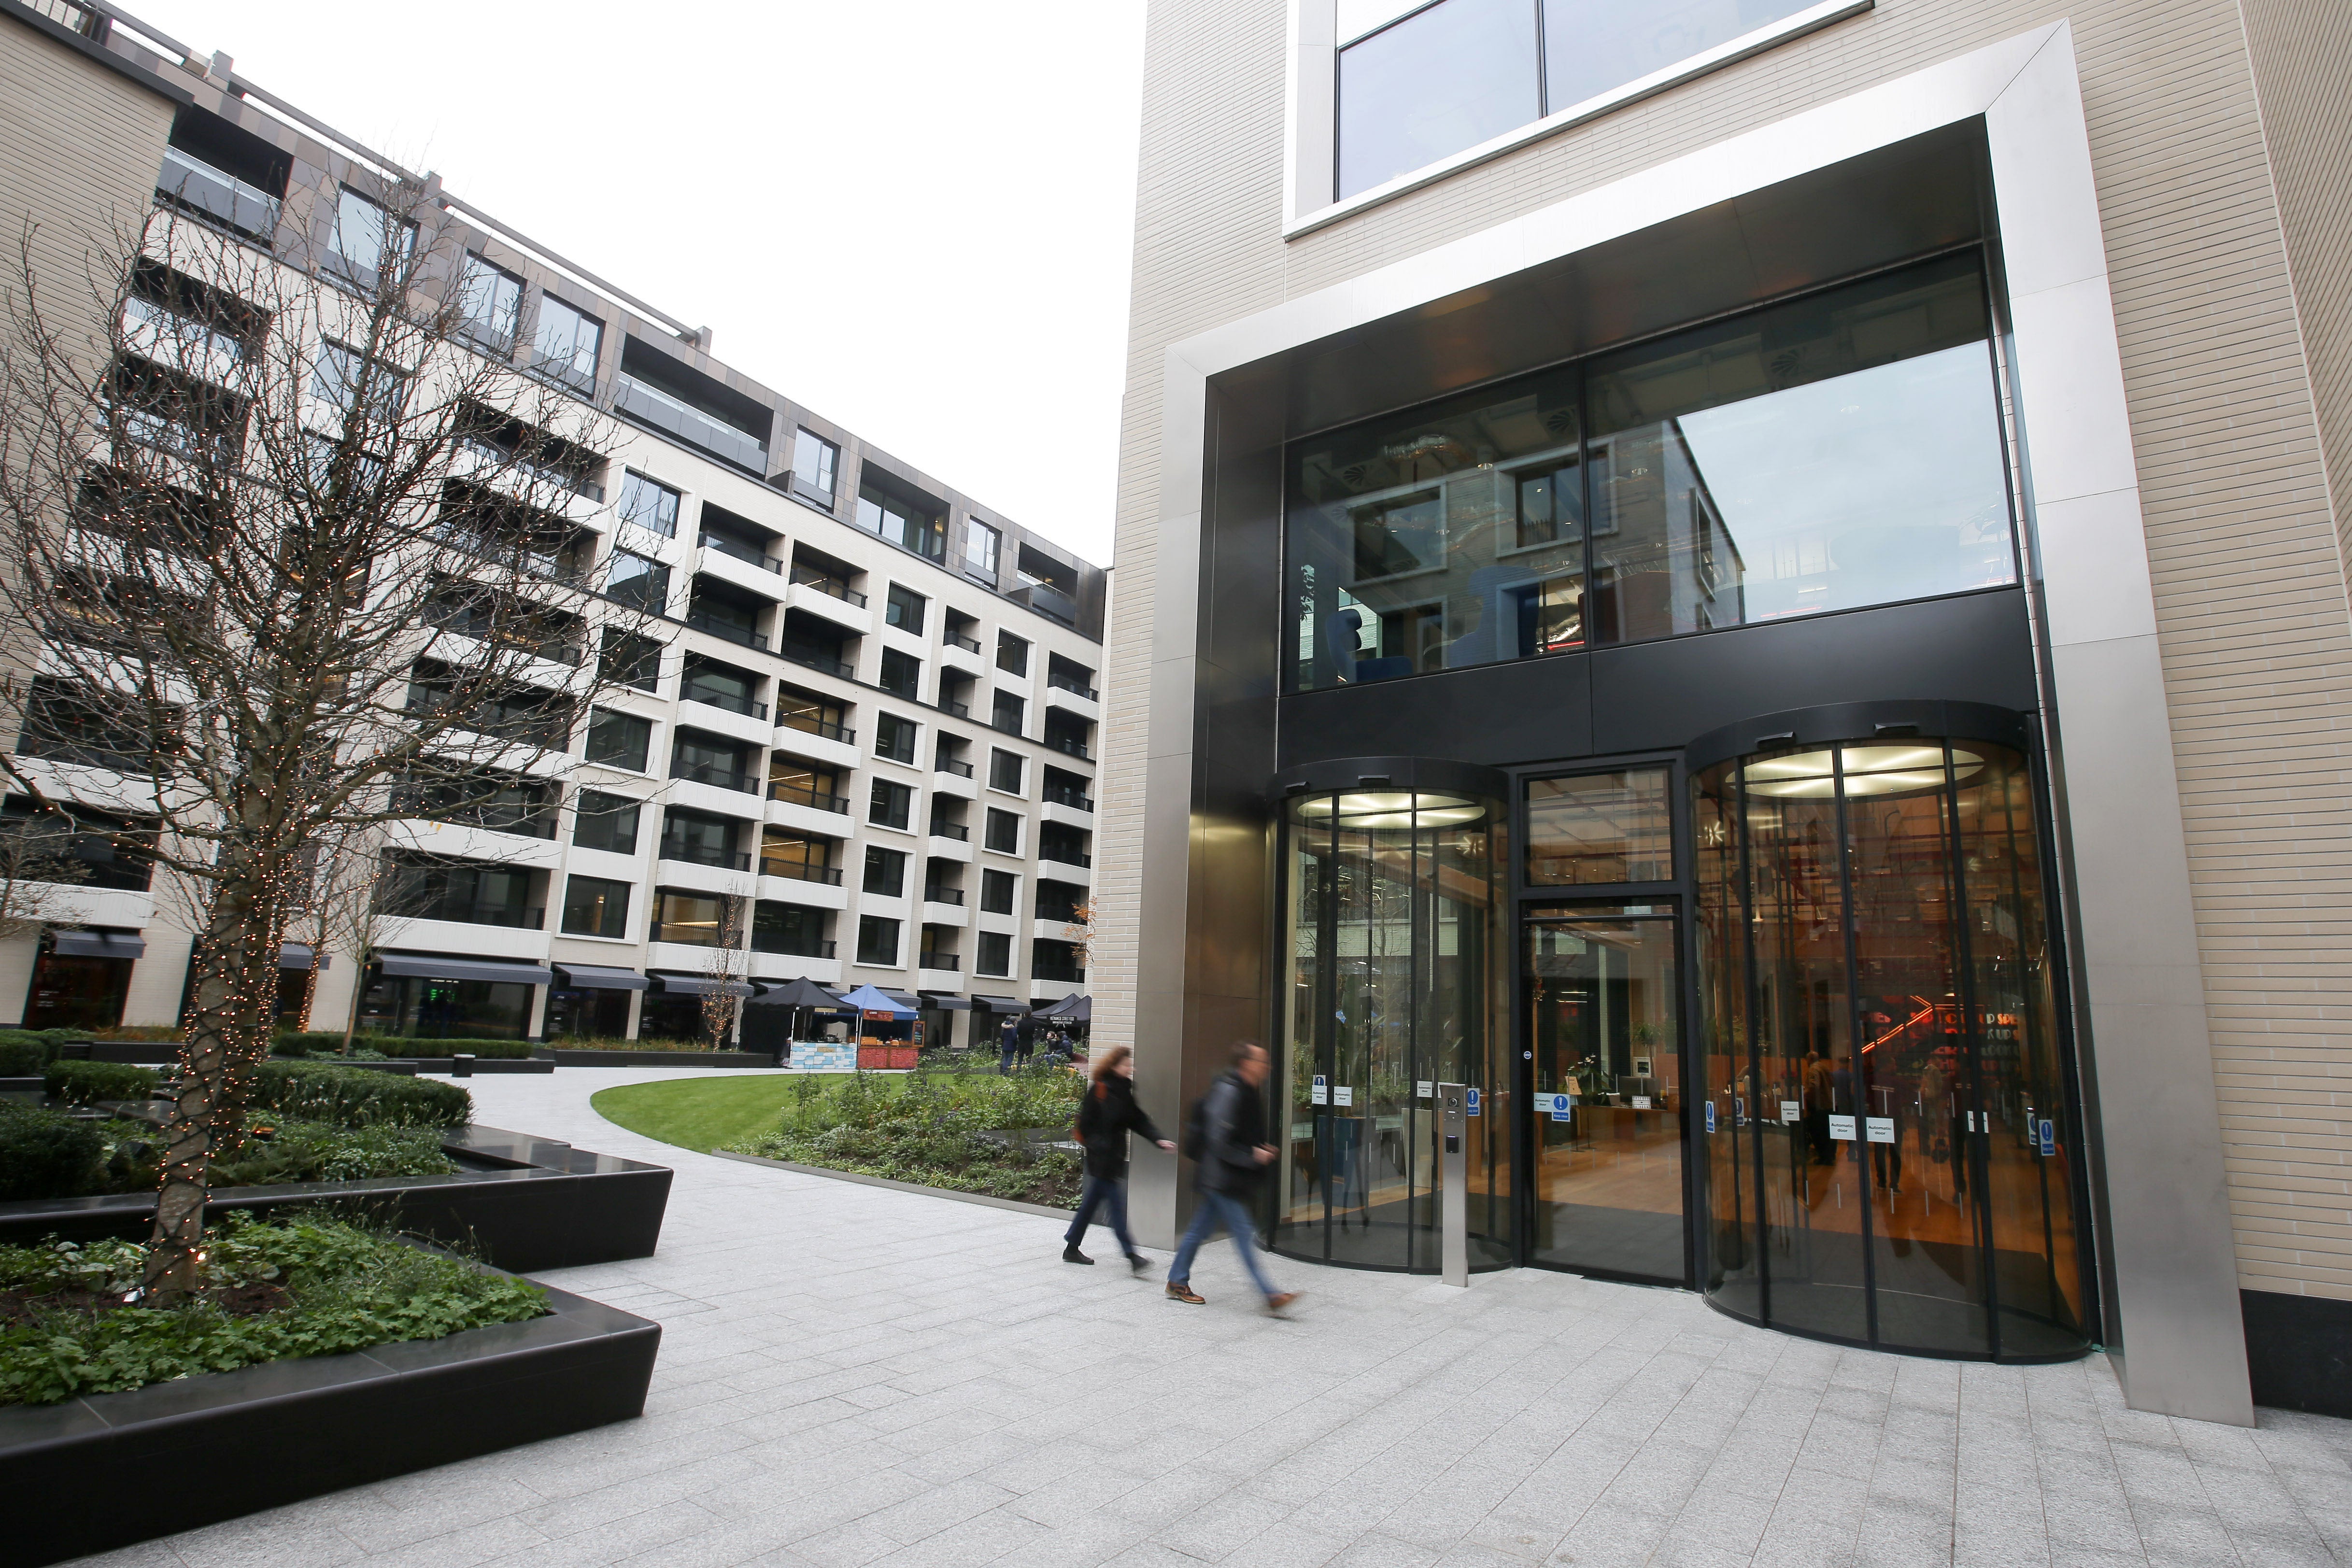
1063,1045,1175,1269
998,1014,1020,1075
1166,1041,1298,1314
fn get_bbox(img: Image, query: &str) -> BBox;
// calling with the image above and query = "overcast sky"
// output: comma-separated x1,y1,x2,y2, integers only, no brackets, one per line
133,0,1147,565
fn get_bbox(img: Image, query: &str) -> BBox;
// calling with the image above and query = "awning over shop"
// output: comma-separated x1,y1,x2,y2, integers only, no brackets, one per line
552,963,650,991
377,952,554,986
279,943,321,970
52,930,146,960
968,995,1025,1013
919,992,971,1011
649,972,758,999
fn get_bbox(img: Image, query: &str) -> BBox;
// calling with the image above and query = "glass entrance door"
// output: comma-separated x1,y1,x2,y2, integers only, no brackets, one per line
1523,906,1686,1282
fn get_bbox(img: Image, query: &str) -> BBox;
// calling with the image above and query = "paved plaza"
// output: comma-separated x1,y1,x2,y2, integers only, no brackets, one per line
76,1068,2352,1568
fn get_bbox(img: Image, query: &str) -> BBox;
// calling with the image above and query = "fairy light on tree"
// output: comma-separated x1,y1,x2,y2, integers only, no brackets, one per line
0,171,667,1300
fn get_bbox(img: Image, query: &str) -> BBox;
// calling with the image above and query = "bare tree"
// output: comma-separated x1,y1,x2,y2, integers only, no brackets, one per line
0,176,664,1298
697,886,752,1049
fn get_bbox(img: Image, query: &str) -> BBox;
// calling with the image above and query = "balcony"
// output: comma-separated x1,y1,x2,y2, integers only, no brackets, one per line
670,760,760,795
1044,788,1094,813
752,931,837,958
699,532,784,574
762,858,846,886
929,821,970,843
769,780,850,814
936,758,975,779
788,569,867,608
614,373,768,471
392,901,545,931
948,634,982,654
781,717,853,745
660,843,753,872
918,953,961,972
923,887,965,905
156,146,279,240
686,608,769,651
1039,845,1092,869
779,641,852,679
682,686,767,720
1033,962,1086,985
1047,736,1092,762
1048,675,1100,702
936,700,973,720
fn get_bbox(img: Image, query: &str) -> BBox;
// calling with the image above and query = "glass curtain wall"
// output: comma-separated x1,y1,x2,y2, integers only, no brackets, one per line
1692,737,2089,1359
1287,254,2014,692
1277,787,1510,1271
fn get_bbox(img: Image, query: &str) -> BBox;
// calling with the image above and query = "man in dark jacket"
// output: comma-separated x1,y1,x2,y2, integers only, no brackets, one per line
1166,1042,1298,1314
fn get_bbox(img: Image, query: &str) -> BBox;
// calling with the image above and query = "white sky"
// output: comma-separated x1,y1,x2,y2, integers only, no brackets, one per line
132,0,1147,566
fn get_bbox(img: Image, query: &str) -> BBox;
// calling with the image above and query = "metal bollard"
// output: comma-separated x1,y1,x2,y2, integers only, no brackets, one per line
452,1053,475,1078
1438,1082,1468,1287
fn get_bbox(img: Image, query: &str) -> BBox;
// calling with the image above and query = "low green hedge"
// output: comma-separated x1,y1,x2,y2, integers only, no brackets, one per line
251,1060,471,1129
0,1106,105,1201
42,1060,160,1106
273,1032,536,1060
0,1030,95,1076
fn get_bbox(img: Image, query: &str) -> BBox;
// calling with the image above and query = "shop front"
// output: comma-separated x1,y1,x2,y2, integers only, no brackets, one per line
545,964,646,1040
23,929,143,1031
358,953,550,1040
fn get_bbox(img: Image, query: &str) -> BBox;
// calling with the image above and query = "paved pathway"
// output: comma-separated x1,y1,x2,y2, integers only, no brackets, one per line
78,1068,2352,1568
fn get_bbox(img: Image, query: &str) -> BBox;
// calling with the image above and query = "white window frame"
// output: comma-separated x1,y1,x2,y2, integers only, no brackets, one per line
1283,0,1872,239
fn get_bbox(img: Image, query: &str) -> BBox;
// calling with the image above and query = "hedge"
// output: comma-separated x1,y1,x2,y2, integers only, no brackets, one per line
251,1060,472,1129
0,1105,105,1201
274,1032,536,1060
0,1029,94,1076
43,1060,161,1106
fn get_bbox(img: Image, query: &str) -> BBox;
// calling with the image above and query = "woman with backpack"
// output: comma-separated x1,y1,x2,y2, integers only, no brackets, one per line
1063,1044,1175,1269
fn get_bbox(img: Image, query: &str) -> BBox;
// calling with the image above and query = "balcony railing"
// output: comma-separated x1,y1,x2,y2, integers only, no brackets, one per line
919,953,961,972
1047,736,1092,761
769,780,850,814
614,373,769,471
1044,790,1095,813
789,570,868,607
752,932,837,958
936,758,975,778
947,633,982,654
1039,845,1093,869
683,686,768,720
699,531,785,574
992,717,1025,738
929,821,970,842
780,643,853,678
686,608,768,651
396,901,545,930
1048,676,1101,701
936,699,973,719
669,760,759,794
924,887,966,905
1034,963,1086,985
660,844,753,872
156,146,280,240
780,716,853,745
762,858,846,886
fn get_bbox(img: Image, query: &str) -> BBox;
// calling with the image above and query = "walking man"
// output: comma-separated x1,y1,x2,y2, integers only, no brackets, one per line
1166,1041,1298,1314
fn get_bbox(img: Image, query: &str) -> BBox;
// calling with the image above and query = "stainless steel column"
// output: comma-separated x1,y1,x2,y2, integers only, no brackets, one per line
1438,1082,1467,1286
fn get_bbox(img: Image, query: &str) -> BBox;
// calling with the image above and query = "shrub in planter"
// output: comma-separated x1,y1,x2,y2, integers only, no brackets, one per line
43,1060,160,1106
274,1033,533,1060
251,1061,470,1129
391,1038,535,1060
0,1106,104,1201
0,1039,48,1076
207,1120,458,1186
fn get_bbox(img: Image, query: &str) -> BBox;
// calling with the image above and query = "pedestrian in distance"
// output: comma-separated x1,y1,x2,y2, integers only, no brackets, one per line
998,1015,1019,1076
1063,1044,1175,1270
1014,1020,1036,1070
1166,1041,1299,1315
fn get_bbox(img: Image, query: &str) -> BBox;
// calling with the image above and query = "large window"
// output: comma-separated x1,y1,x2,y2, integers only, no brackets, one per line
1337,0,1823,201
864,845,908,897
984,808,1021,856
1288,256,2014,691
1527,768,1672,884
652,888,730,946
963,520,1001,578
855,482,946,561
584,708,653,773
533,294,602,388
875,712,920,763
885,584,927,634
857,915,901,967
618,470,680,538
457,254,522,349
976,930,1013,978
791,428,837,497
330,187,413,280
572,790,642,854
878,650,923,701
989,749,1024,794
561,875,631,938
869,778,913,830
606,550,670,613
980,868,1018,915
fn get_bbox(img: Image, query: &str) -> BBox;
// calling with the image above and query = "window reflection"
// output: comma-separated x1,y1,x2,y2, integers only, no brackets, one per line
1288,255,2013,691
1527,767,1672,884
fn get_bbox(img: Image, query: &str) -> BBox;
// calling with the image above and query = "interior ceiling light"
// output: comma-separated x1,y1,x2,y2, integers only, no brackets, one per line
1743,745,1984,799
1292,790,1488,829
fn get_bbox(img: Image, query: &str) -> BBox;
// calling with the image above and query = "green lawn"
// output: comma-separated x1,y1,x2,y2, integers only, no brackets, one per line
592,1074,858,1152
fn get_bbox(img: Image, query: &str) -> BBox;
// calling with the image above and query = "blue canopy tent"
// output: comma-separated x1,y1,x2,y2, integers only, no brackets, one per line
837,983,917,1019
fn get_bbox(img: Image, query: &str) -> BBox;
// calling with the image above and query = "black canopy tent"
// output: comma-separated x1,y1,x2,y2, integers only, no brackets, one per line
748,977,849,1042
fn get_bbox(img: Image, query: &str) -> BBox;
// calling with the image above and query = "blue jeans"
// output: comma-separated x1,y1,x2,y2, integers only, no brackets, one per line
1064,1173,1137,1255
1168,1187,1278,1300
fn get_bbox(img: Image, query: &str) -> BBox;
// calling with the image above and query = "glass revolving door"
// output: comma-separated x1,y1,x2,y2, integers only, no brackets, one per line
1691,726,2091,1360
1275,777,1511,1271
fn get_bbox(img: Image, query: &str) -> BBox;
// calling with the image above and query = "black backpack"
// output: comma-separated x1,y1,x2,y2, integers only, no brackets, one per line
1182,1083,1216,1160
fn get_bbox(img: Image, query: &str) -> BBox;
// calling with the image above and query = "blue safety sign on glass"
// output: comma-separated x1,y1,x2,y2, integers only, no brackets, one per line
2039,1118,2055,1157
1537,1091,1571,1120
1705,1102,1717,1133
1466,1088,1480,1117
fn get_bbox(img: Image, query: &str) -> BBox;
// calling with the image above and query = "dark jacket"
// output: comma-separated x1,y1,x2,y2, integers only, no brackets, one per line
1075,1074,1164,1179
1195,1071,1270,1195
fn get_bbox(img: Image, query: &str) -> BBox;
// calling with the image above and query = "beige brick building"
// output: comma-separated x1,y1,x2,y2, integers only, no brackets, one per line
1101,0,2352,1426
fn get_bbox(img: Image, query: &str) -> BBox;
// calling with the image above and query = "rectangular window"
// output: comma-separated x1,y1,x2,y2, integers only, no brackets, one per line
1527,767,1673,884
572,790,642,854
869,778,913,830
584,708,652,773
652,888,729,946
769,758,842,810
980,868,1017,915
330,187,414,279
605,550,670,613
791,428,837,496
533,294,602,387
963,521,1001,578
878,650,923,701
661,806,743,868
992,692,1025,736
885,583,927,634
457,254,522,348
312,341,407,429
976,930,1012,978
618,470,680,538
1038,822,1089,866
1035,878,1087,923
984,808,1020,855
753,902,830,957
761,832,838,883
989,749,1024,794
857,915,901,967
776,687,848,742
855,483,946,560
600,629,663,692
560,875,630,939
864,845,908,897
995,631,1029,676
1288,254,2011,690
874,712,919,764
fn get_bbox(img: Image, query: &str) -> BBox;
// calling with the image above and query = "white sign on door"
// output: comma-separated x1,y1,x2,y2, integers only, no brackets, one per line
1333,1085,1354,1107
1865,1117,1896,1144
1311,1075,1328,1105
1781,1101,1801,1124
1828,1115,1857,1142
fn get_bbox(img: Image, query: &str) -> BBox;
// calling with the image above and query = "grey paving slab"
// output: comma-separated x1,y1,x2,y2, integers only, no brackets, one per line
64,1066,2352,1568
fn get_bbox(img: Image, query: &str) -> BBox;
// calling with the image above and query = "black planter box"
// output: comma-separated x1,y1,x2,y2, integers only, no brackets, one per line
0,1270,659,1568
0,1127,672,1272
549,1047,781,1068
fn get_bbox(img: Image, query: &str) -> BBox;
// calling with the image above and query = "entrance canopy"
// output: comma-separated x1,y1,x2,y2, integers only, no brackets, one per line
649,972,757,999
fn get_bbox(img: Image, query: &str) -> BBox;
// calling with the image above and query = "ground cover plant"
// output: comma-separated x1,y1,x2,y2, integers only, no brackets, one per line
250,1061,471,1129
273,1034,534,1060
596,1060,1088,1207
553,1036,744,1053
0,1100,457,1202
0,1215,546,1406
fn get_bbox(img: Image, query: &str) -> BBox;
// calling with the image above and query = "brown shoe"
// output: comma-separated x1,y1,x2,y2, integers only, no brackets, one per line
1263,1292,1300,1316
1165,1281,1205,1305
